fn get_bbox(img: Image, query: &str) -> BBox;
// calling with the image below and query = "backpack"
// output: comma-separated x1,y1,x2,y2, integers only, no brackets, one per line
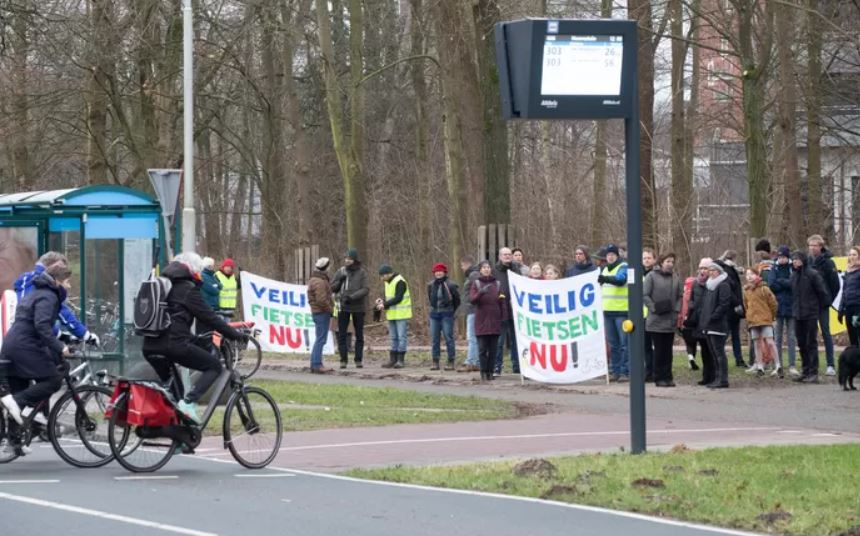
133,274,173,337
716,260,745,317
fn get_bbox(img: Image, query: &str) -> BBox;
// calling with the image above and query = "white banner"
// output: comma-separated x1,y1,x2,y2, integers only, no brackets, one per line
241,271,334,354
509,271,607,384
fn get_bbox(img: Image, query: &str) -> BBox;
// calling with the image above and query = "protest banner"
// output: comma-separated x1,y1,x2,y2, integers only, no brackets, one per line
509,271,607,383
241,271,334,354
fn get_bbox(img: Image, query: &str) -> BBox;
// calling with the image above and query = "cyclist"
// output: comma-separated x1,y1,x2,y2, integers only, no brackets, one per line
14,251,100,346
1,263,74,426
143,252,246,423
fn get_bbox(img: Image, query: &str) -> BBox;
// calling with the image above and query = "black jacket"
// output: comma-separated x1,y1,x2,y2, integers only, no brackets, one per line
493,261,523,315
698,274,733,336
564,261,597,278
143,262,243,354
427,277,461,314
683,278,708,335
1,273,67,378
330,263,370,313
811,248,840,303
714,259,744,317
790,258,831,321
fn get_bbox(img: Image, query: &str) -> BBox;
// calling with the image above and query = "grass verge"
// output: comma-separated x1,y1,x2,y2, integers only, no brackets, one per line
346,444,860,536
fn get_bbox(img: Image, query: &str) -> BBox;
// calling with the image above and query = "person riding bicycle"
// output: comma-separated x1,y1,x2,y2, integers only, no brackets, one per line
14,251,100,346
142,252,246,424
1,263,74,426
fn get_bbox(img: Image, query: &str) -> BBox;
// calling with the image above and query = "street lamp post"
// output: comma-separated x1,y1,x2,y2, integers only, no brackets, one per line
181,0,196,252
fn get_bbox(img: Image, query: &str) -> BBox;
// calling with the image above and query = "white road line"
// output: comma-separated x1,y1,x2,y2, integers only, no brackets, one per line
0,492,217,536
234,473,295,478
114,475,180,481
0,480,60,485
811,433,839,437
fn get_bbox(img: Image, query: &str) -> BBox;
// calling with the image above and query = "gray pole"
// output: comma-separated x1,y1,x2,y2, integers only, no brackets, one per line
181,0,196,251
625,32,646,454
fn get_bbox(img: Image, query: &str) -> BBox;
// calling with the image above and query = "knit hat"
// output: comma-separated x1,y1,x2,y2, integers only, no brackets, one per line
220,258,236,271
432,263,448,273
707,262,725,273
604,244,619,256
777,246,791,258
378,264,393,275
592,248,608,261
790,250,806,262
754,239,772,253
315,257,331,270
345,248,359,261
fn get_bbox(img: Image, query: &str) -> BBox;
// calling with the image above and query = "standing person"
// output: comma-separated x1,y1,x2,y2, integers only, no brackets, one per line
743,267,780,377
698,262,734,389
598,244,629,382
681,258,713,382
807,234,840,376
215,258,239,316
565,245,597,277
470,261,505,381
642,247,657,382
427,263,460,371
643,253,682,387
543,264,561,280
375,264,411,369
457,256,480,372
790,251,830,384
307,258,335,374
201,257,222,311
493,247,523,375
331,249,369,369
716,250,746,367
512,248,525,266
838,246,860,347
591,248,608,270
769,246,797,376
528,262,544,280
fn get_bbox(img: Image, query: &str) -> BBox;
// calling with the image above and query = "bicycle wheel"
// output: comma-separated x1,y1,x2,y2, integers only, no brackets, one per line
49,385,114,468
107,392,177,473
0,408,19,463
231,337,262,380
223,386,282,469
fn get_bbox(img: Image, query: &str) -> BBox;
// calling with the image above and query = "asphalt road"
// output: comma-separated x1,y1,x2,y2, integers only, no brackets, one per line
0,446,760,536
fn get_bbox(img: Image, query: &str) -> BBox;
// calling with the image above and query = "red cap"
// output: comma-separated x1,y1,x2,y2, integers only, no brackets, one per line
221,258,236,271
432,263,448,273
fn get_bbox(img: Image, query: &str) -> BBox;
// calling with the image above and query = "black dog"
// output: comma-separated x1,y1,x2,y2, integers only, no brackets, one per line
838,346,860,391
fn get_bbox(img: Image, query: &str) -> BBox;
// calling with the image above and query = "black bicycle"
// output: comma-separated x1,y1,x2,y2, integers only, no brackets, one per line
0,344,115,468
107,331,281,473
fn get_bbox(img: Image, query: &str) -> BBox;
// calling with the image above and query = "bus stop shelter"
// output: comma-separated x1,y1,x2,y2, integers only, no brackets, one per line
0,185,170,372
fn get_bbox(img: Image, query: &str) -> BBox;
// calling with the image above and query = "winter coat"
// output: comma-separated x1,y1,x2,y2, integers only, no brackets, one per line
470,275,504,336
790,258,831,321
427,277,461,315
15,264,87,339
142,262,243,354
307,270,334,314
459,265,480,316
811,248,840,304
564,261,597,278
767,262,794,318
698,274,732,336
683,278,709,336
643,269,682,333
743,279,777,327
493,261,523,316
715,259,744,318
330,263,370,313
840,268,860,316
201,268,222,310
1,273,67,378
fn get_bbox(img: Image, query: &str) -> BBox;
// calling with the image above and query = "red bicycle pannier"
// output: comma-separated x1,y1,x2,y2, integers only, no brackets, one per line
106,381,177,427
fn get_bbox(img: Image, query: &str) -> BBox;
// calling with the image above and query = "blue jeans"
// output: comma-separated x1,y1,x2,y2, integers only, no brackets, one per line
729,314,744,363
605,313,629,376
494,319,520,373
388,319,408,353
430,312,455,361
775,316,796,367
311,313,331,369
465,313,479,365
818,308,834,367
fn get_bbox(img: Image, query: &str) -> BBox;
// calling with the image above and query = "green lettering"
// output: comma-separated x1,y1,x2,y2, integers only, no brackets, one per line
569,316,583,338
582,310,599,335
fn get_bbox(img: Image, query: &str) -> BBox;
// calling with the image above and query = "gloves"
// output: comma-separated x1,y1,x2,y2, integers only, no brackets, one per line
342,295,351,305
83,331,100,347
597,275,608,285
56,360,71,375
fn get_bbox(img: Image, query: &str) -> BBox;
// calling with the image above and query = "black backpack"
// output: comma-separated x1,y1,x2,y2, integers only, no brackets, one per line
716,260,745,317
133,274,173,337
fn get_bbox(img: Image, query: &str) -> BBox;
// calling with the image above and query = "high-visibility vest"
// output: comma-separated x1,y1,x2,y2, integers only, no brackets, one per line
601,263,629,313
384,274,412,320
215,271,238,310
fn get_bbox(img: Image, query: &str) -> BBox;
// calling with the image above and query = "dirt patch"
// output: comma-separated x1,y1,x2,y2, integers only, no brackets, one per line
757,510,792,525
540,484,579,499
697,468,719,477
512,402,551,418
836,526,860,536
631,478,665,489
670,443,691,454
513,458,558,478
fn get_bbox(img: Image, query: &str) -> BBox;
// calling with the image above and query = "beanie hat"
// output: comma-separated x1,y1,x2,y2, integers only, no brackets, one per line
432,263,448,273
220,258,236,271
605,244,619,255
777,246,791,258
315,257,331,270
708,262,725,273
754,239,772,253
378,264,393,275
345,248,359,261
790,250,806,262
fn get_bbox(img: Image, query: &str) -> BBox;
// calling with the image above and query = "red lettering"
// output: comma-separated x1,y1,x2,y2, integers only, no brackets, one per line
285,327,303,349
550,344,568,372
529,342,567,372
530,341,547,369
269,325,285,345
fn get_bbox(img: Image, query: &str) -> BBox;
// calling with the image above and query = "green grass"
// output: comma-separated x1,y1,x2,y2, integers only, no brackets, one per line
347,444,860,536
203,379,519,433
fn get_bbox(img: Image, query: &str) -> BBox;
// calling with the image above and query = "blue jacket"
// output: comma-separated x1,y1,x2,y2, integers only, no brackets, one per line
565,261,598,278
840,269,860,315
15,264,87,338
201,268,222,310
768,262,793,318
1,273,67,378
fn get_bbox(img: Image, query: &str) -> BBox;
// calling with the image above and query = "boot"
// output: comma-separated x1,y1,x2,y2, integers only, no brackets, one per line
393,352,405,369
430,360,440,371
381,351,397,369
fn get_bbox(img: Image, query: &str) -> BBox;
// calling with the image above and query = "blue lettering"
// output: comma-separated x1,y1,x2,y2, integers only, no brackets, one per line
528,293,541,314
268,289,281,303
513,286,527,308
552,293,568,313
580,283,595,307
251,282,266,299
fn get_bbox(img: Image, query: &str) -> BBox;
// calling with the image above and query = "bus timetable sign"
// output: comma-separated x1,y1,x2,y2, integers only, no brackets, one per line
494,19,637,120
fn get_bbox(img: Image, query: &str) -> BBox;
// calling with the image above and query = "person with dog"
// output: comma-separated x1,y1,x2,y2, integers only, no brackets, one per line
743,266,781,377
838,246,860,347
790,251,831,384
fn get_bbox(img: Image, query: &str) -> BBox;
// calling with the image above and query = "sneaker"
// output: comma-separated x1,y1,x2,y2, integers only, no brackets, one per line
355,362,363,369
770,367,782,377
788,367,800,377
21,407,48,426
826,366,836,376
617,375,629,383
430,362,440,371
1,394,22,425
745,366,759,374
802,374,820,384
176,400,201,424
609,373,620,382
339,362,347,370
444,362,455,371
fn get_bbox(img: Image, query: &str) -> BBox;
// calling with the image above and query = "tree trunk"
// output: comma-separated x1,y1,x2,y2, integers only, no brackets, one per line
10,5,32,189
409,0,433,270
806,0,824,242
86,0,111,184
685,0,701,258
670,0,693,274
776,0,802,247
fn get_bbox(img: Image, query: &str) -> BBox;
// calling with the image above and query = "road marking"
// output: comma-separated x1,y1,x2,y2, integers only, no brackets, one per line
114,475,180,481
0,492,217,536
811,433,840,437
281,499,292,503
0,480,60,485
234,473,295,478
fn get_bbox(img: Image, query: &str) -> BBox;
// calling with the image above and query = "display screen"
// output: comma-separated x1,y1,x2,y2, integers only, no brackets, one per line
540,35,624,96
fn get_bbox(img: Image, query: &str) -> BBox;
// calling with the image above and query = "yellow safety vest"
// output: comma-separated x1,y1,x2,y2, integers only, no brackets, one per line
601,263,629,313
384,274,412,320
215,271,238,310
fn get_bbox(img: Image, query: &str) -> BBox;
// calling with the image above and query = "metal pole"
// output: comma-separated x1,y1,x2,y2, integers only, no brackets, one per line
181,0,196,252
625,33,646,454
